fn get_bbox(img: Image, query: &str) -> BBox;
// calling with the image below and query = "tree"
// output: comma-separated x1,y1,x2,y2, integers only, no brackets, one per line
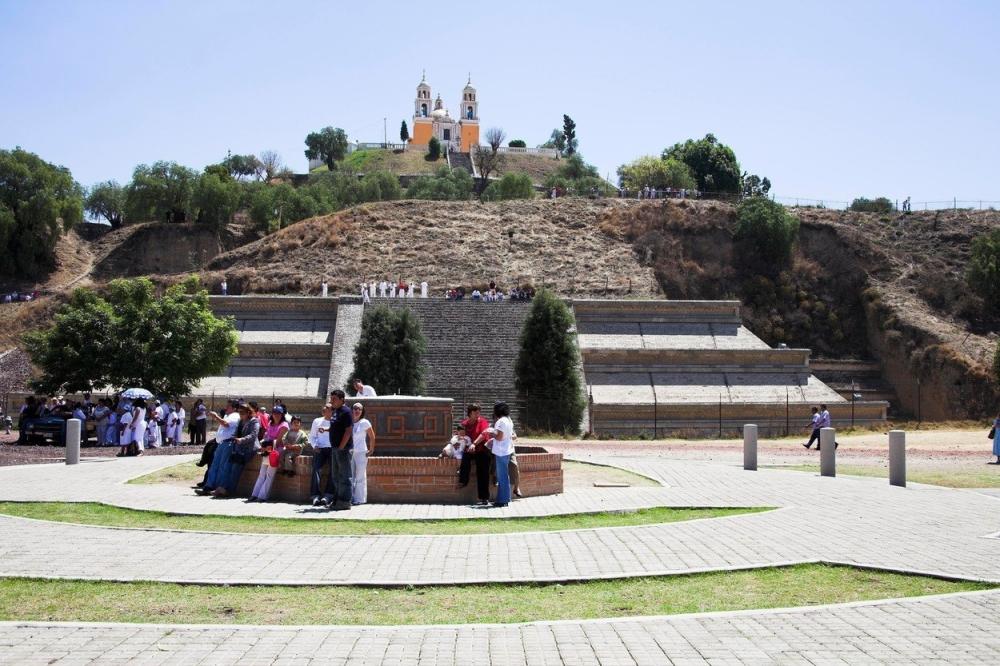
360,170,402,202
508,139,526,148
0,148,83,278
405,166,474,200
25,276,237,396
617,156,696,191
663,133,742,193
473,127,507,191
562,115,578,156
734,198,799,272
849,197,894,213
125,161,198,222
967,229,1000,314
85,180,126,228
482,172,535,201
539,128,566,154
742,172,772,198
258,150,283,181
349,305,426,395
223,153,264,181
249,182,335,233
514,289,585,433
193,172,242,230
427,136,442,161
304,126,349,171
400,121,410,144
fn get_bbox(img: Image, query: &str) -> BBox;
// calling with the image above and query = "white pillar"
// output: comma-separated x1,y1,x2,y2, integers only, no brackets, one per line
820,427,836,477
65,418,81,465
743,424,757,471
889,429,906,487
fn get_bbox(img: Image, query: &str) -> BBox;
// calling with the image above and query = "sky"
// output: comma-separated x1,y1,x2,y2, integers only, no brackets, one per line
2,0,999,207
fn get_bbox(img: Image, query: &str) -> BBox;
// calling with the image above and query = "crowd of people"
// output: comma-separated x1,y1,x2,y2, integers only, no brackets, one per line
445,279,535,302
623,185,700,200
1,290,39,304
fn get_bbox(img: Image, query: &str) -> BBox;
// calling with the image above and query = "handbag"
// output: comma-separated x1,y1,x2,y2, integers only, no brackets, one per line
268,449,280,467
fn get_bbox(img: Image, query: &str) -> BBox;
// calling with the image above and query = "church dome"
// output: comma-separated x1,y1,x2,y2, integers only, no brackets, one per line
431,106,450,119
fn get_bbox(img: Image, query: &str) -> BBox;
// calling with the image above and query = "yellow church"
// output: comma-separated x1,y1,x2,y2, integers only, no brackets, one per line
409,73,480,153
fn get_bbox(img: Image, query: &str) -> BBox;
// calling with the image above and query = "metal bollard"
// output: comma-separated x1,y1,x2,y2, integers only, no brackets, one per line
65,418,81,465
743,424,758,471
889,430,906,487
820,427,836,477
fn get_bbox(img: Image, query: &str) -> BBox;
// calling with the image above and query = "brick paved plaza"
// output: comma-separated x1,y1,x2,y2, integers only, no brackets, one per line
2,450,1000,663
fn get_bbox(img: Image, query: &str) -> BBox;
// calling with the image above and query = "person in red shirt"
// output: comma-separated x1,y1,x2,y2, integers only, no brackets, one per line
459,403,492,505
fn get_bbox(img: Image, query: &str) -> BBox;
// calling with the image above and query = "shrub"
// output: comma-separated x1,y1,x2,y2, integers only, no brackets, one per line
481,173,535,201
427,137,441,161
405,166,473,200
734,198,799,271
514,290,586,434
616,156,696,191
662,133,741,193
508,139,527,148
349,305,426,395
968,229,1000,314
849,197,894,213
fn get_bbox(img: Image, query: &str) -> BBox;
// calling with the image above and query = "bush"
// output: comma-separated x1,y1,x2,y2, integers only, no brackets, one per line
406,166,473,200
616,156,696,191
734,198,799,271
0,148,83,278
193,173,241,230
427,137,441,161
662,133,741,193
967,229,1000,314
514,290,585,434
349,305,426,395
849,197,894,213
508,139,527,148
481,173,535,201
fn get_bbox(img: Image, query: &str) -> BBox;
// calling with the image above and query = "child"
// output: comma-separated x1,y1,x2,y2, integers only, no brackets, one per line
145,416,161,449
280,416,309,476
117,408,133,457
440,424,472,460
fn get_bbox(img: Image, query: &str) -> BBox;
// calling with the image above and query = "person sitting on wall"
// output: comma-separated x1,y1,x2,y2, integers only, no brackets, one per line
439,423,472,460
471,289,482,301
352,378,377,397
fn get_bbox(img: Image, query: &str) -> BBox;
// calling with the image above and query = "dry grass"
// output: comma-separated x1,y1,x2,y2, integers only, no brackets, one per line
496,152,565,184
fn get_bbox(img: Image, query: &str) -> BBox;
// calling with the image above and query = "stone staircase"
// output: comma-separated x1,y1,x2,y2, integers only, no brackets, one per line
376,298,531,421
575,300,888,436
810,359,900,411
447,151,475,177
192,296,338,413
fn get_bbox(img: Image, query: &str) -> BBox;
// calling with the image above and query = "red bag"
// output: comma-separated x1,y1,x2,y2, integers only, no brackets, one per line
268,449,280,467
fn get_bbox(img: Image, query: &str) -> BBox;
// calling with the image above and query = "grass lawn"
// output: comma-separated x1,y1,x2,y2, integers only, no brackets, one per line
0,502,768,536
0,565,988,625
770,464,1000,488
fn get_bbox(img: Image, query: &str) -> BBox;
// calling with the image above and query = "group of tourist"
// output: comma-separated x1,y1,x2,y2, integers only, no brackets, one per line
438,402,520,507
445,280,535,302
361,279,430,301
1,290,39,304
625,185,699,200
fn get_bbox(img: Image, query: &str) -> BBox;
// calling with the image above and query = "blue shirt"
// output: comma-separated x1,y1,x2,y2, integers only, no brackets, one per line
328,405,354,449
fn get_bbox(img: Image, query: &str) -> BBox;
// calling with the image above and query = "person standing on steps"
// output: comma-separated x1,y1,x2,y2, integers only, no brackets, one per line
802,406,821,449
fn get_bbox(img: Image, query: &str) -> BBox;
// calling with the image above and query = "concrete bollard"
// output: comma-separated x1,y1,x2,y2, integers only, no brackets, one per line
743,424,758,471
820,427,836,477
65,418,81,465
889,429,906,487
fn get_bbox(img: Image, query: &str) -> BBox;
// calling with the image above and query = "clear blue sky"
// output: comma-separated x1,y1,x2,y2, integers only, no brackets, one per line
2,0,998,206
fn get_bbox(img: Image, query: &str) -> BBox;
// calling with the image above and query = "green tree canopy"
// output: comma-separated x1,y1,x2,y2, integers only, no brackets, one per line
349,305,426,395
562,115,578,156
223,153,264,181
967,229,1000,313
539,128,566,154
405,166,474,200
193,172,242,230
304,127,349,171
482,172,535,201
125,161,198,223
508,139,527,148
849,197,894,213
85,180,127,228
0,147,83,278
25,276,237,396
663,133,742,193
514,289,585,434
248,182,336,233
400,121,410,143
742,173,772,198
734,198,800,273
617,156,696,191
427,136,442,161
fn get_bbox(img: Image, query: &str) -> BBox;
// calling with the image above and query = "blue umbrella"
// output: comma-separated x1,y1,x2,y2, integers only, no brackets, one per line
120,388,153,400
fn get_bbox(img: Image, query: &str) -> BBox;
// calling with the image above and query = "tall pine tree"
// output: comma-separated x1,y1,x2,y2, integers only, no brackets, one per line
400,120,410,144
349,305,426,395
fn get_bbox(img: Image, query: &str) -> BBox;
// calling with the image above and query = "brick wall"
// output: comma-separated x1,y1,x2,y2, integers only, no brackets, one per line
236,448,563,504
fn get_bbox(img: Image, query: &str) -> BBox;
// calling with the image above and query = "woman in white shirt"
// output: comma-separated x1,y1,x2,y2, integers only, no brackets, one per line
130,399,147,456
168,401,186,446
350,403,376,505
489,401,514,507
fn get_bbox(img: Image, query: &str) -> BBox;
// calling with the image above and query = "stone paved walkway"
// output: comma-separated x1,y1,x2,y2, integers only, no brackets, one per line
2,454,1000,585
3,590,1000,664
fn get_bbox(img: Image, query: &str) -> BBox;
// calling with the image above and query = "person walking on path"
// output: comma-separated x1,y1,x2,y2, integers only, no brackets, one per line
802,406,821,449
327,390,355,511
989,412,1000,464
815,404,837,451
488,401,514,508
459,404,492,505
350,403,376,505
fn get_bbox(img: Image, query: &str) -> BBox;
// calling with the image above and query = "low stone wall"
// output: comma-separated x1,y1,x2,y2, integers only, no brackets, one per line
235,447,563,504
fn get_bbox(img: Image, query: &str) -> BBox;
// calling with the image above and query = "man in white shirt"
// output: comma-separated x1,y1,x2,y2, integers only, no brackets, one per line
351,378,377,397
815,404,837,451
309,404,333,505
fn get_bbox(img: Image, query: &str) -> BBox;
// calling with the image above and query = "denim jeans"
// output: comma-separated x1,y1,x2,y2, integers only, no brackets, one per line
331,448,353,505
310,447,333,500
494,454,511,505
204,440,233,489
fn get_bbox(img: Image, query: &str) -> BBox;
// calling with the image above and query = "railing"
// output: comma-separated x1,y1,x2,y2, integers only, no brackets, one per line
471,145,560,158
